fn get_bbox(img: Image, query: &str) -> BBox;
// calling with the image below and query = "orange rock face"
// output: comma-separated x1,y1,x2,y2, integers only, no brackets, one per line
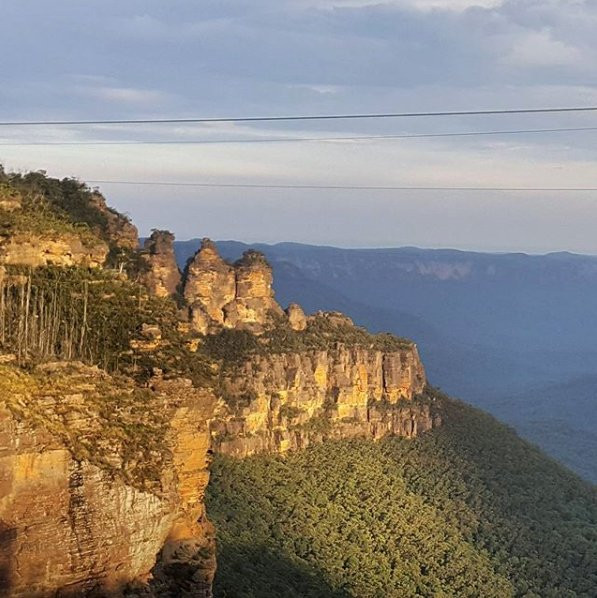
286,303,307,331
183,241,283,334
184,239,236,333
0,233,108,268
0,365,215,598
140,230,181,297
210,343,438,457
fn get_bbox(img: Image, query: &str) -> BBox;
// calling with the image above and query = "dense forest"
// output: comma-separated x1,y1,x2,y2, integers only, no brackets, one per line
207,394,597,598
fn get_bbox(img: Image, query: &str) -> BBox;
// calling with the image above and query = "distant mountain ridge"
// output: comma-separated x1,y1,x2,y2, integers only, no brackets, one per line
175,239,597,482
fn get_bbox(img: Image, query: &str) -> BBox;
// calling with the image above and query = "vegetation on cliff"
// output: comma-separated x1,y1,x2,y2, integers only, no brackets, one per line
0,362,171,491
0,167,136,250
207,393,597,598
201,313,412,368
0,265,213,385
0,180,101,249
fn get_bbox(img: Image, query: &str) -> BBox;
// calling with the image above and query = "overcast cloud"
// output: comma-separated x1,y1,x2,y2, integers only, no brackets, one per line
1,0,596,252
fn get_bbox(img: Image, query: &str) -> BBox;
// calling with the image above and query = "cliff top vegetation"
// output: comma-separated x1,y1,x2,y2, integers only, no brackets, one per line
0,166,138,254
0,361,173,492
201,312,414,367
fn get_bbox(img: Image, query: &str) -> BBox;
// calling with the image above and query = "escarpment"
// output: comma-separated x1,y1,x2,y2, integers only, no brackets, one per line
0,234,107,268
0,182,108,267
0,169,442,598
175,241,440,457
206,321,438,457
0,172,216,597
0,363,216,597
0,176,140,269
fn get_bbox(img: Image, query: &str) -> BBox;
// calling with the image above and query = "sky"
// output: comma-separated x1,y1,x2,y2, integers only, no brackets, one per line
1,0,597,252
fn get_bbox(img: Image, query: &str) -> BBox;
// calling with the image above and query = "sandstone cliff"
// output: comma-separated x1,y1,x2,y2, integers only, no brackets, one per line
140,230,181,297
205,314,439,457
176,240,441,457
0,184,109,268
0,233,107,268
0,168,444,598
0,363,215,597
183,240,283,334
0,176,140,273
88,192,139,250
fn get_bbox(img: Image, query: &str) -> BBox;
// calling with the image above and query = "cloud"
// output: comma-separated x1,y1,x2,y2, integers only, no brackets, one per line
74,84,175,106
505,29,583,67
291,0,504,11
1,0,597,250
288,83,344,94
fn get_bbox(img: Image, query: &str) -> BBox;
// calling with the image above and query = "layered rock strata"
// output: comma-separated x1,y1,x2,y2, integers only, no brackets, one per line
210,343,439,457
0,234,107,268
183,240,283,334
0,363,215,598
140,230,181,297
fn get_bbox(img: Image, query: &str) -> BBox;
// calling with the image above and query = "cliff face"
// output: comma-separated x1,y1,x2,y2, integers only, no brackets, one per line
140,230,181,297
0,363,215,598
177,239,440,457
0,185,109,268
210,343,438,457
89,192,139,250
183,240,283,334
0,166,443,598
0,233,107,268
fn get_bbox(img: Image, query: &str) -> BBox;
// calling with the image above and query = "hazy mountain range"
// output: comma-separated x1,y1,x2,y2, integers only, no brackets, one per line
175,240,597,483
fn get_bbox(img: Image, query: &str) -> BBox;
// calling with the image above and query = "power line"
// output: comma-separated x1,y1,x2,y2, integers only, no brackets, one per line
2,126,597,146
2,106,597,127
86,180,597,192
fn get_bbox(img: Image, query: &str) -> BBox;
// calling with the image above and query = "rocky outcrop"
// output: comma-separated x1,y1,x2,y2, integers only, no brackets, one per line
140,230,181,297
183,240,283,334
0,363,215,598
184,239,236,334
0,169,445,598
286,303,307,331
89,192,139,250
146,377,216,598
0,233,108,268
210,343,438,457
222,250,284,330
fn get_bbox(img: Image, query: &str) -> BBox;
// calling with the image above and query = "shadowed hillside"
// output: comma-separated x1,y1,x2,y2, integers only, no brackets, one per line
207,393,597,597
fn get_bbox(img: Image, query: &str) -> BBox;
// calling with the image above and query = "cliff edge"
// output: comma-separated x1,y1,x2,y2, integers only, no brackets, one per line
0,363,215,597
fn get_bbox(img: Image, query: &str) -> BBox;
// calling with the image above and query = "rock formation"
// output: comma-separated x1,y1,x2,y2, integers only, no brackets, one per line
286,303,307,331
89,192,139,250
0,234,108,268
0,186,109,268
0,363,215,597
178,241,440,457
183,240,283,334
183,239,236,334
222,250,284,330
0,169,444,598
140,230,181,297
210,340,438,457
